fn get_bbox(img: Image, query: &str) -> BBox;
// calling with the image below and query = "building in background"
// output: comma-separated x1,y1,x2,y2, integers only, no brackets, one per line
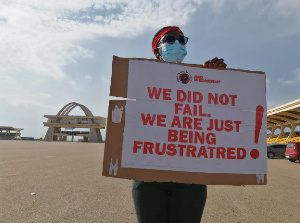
267,98,300,144
0,126,23,140
43,102,106,143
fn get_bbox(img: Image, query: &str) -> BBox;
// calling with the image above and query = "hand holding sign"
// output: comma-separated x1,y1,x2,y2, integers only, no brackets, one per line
203,57,227,68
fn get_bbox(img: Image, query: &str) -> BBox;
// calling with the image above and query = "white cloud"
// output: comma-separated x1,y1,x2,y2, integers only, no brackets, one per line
1,91,55,109
94,15,103,21
200,0,300,37
271,0,300,17
278,68,300,85
295,68,300,81
84,74,93,80
71,80,83,91
1,0,299,82
266,78,270,88
0,0,299,118
0,0,206,112
101,76,110,83
0,0,200,82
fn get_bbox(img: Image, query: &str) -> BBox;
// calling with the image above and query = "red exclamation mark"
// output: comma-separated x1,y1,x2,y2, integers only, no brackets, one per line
250,105,264,159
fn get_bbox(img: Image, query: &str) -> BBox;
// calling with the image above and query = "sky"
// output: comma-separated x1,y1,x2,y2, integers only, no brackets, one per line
0,0,299,139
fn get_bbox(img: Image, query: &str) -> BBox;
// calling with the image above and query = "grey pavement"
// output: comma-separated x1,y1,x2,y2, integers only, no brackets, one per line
0,141,299,223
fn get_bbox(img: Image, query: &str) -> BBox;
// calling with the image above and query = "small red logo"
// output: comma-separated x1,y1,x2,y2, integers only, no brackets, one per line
177,71,192,84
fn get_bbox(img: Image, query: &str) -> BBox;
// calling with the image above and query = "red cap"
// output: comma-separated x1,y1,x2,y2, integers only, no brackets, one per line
152,27,183,53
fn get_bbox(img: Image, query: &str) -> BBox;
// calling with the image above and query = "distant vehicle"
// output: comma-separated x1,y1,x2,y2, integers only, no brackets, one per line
267,144,286,159
285,142,300,163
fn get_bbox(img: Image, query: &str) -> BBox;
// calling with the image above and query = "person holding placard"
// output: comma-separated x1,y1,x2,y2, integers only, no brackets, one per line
132,26,227,223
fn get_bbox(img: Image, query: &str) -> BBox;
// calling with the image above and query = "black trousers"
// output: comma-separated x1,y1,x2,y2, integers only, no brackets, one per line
132,181,207,223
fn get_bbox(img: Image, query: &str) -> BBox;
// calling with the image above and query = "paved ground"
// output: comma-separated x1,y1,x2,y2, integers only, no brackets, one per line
0,141,299,223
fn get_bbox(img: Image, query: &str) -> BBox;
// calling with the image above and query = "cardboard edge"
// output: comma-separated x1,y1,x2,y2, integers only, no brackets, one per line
110,56,129,98
113,55,265,75
102,100,126,177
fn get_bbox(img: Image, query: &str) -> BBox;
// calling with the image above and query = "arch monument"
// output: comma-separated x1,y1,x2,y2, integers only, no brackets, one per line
43,102,106,143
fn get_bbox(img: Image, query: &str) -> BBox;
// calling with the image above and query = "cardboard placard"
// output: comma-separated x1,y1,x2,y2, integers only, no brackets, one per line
103,56,267,185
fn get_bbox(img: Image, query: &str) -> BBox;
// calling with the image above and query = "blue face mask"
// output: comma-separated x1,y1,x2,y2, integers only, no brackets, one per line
161,41,187,63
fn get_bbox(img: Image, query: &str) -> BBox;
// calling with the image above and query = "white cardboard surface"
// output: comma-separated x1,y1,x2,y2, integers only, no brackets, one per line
121,59,267,174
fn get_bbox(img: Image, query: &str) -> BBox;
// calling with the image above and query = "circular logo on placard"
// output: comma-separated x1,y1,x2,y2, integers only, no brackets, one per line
177,71,192,84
